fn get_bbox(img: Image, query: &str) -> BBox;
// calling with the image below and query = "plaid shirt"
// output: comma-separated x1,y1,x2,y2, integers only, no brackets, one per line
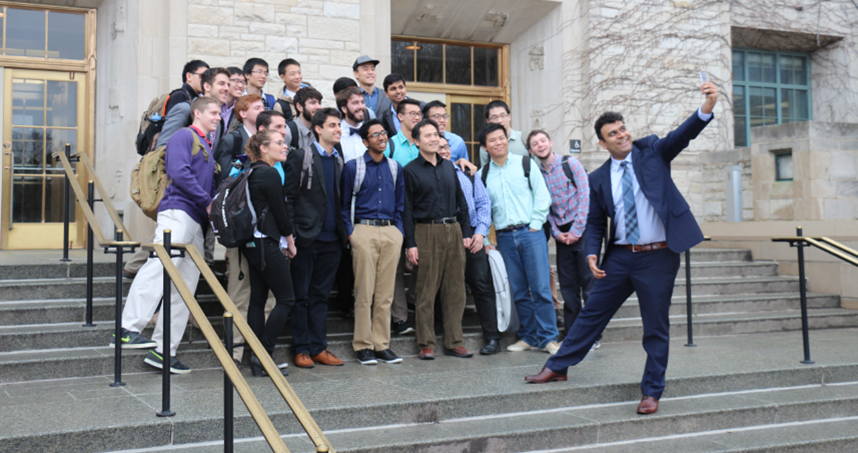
455,167,492,238
540,154,589,240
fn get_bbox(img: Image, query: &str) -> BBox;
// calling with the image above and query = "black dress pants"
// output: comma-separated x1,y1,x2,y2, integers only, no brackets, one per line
240,238,295,353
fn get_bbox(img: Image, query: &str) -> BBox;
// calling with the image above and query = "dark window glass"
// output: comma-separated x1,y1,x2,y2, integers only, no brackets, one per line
732,51,744,82
748,53,775,83
445,45,471,85
450,103,472,142
391,41,414,82
45,174,69,222
47,12,85,60
734,116,747,148
474,47,499,87
6,8,46,57
13,176,43,222
46,129,76,172
781,89,808,122
46,81,78,127
12,127,43,173
416,43,442,83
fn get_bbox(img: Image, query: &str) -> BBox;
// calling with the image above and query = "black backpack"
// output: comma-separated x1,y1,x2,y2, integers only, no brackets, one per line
560,155,579,189
481,154,532,190
210,162,266,248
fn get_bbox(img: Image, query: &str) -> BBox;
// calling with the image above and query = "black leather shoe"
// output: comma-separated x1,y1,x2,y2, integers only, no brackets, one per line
480,339,501,355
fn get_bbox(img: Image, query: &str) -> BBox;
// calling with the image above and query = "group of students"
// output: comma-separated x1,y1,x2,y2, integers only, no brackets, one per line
111,54,595,376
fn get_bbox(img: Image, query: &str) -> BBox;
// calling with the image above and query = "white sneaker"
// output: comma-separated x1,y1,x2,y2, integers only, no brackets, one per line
506,340,534,352
590,340,601,351
542,341,560,355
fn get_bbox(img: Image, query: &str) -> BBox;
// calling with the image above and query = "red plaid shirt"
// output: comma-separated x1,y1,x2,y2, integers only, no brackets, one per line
539,155,589,240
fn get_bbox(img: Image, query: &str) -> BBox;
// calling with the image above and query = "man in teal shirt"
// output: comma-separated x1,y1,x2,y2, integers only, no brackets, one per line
387,98,424,167
478,100,528,166
479,123,559,355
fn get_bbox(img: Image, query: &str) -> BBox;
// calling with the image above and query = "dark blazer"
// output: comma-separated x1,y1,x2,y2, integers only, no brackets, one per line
585,112,710,260
213,127,250,187
283,145,347,248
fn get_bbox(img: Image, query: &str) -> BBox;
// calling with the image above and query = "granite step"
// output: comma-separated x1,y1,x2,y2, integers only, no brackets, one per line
0,261,121,280
3,328,857,453
0,277,132,302
549,248,754,263
672,276,799,296
613,292,842,318
551,260,779,279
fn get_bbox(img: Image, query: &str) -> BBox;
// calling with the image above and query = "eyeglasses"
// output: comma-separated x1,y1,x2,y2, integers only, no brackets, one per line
428,114,450,121
274,140,287,146
368,131,389,140
251,70,269,76
229,78,246,85
405,111,423,119
439,144,450,150
192,71,207,77
488,112,509,122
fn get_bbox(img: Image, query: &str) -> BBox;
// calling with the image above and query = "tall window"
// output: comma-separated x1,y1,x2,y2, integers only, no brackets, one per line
391,38,501,88
732,49,811,147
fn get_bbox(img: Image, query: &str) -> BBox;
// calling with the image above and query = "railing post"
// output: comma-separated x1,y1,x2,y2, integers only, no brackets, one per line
684,249,695,347
110,229,126,388
83,181,96,328
224,312,234,453
157,229,176,417
61,143,72,262
796,226,814,364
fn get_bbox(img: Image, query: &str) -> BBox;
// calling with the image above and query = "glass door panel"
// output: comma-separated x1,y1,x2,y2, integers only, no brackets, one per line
447,95,500,167
2,69,86,249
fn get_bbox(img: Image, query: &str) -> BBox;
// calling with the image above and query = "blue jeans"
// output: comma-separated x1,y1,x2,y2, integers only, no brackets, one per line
496,228,558,348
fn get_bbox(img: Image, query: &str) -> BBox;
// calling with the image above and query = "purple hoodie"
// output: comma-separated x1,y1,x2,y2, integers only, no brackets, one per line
158,127,216,226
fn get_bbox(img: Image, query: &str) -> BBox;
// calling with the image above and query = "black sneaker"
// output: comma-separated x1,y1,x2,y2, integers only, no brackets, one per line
375,349,402,364
144,350,191,374
109,328,157,349
392,320,414,335
357,349,377,365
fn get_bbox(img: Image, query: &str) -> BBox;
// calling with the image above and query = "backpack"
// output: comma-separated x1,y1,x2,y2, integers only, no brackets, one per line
351,156,399,223
130,129,207,220
387,139,396,158
276,99,295,121
560,155,580,189
481,154,532,191
210,161,266,248
135,92,172,156
298,145,343,191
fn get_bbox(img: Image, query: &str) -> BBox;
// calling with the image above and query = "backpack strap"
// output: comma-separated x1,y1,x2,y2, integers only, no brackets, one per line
232,130,243,158
387,138,395,159
188,129,210,162
561,155,578,189
465,167,476,199
387,156,399,185
351,157,367,224
287,120,299,150
522,155,532,191
299,146,314,190
276,99,294,120
480,162,490,186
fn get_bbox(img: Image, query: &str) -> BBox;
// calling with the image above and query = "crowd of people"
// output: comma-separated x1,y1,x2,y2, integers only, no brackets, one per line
111,52,718,415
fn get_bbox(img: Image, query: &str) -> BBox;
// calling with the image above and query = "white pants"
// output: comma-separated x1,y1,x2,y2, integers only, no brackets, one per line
121,209,204,356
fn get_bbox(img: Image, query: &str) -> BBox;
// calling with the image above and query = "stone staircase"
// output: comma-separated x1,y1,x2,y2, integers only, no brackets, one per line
1,247,858,452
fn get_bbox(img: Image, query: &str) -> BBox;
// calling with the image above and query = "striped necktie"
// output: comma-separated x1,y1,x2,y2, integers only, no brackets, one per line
621,161,640,245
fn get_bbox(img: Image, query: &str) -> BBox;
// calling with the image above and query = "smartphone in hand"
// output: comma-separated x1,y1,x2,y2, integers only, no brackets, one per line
699,71,708,83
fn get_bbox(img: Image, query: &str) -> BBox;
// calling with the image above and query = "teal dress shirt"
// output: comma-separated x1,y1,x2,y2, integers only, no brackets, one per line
387,131,421,167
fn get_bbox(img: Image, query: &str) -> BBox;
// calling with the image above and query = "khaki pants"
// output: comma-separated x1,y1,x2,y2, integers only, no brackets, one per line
226,246,275,361
413,223,466,350
351,224,403,351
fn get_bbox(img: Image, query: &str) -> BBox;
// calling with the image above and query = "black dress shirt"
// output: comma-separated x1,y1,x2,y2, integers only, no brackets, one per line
403,153,473,248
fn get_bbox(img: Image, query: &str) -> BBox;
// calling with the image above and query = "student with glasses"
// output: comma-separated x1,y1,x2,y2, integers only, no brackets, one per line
222,67,247,133
242,57,276,110
478,100,529,167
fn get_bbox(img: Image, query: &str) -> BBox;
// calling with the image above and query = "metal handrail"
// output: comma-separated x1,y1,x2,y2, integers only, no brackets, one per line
683,236,712,347
76,151,134,239
149,242,333,453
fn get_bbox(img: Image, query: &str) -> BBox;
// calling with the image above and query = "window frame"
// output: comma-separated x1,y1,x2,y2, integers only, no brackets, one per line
0,2,93,72
732,48,813,148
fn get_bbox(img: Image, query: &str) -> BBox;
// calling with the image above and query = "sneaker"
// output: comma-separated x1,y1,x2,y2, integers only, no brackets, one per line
357,349,377,365
375,349,402,364
542,341,560,355
506,340,534,352
590,340,601,351
392,320,414,335
144,350,191,374
109,328,157,349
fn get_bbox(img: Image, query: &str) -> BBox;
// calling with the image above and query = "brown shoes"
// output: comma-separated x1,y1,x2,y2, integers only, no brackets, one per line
418,348,435,360
524,367,568,383
312,350,344,366
294,353,314,368
637,395,659,414
444,346,474,358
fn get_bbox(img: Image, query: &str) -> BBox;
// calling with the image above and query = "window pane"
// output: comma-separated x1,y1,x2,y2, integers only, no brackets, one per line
445,44,471,85
44,174,69,222
776,154,793,181
474,104,487,133
763,87,776,118
779,55,793,85
732,51,745,82
748,53,775,83
781,89,809,122
12,127,43,173
450,103,472,142
12,79,45,126
733,85,745,116
46,129,77,172
6,8,46,57
734,115,747,147
794,56,808,85
416,43,442,83
390,41,414,82
46,81,78,127
48,12,85,60
749,87,764,117
474,47,499,87
12,176,43,223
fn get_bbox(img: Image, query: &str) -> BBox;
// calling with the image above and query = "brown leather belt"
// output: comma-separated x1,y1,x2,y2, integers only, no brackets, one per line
619,241,668,253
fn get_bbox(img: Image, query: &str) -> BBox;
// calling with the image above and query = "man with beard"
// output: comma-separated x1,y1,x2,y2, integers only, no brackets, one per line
337,86,368,162
285,87,324,150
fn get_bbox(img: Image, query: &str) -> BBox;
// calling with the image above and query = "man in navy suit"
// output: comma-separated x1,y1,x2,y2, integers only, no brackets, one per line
524,81,719,415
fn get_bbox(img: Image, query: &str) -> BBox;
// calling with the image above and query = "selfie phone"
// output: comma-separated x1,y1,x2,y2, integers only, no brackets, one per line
699,71,708,83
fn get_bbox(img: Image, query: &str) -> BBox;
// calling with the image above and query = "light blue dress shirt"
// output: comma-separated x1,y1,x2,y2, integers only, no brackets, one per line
482,153,551,232
445,130,469,162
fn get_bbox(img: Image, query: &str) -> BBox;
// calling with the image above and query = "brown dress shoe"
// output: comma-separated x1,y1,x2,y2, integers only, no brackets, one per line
524,366,568,384
418,348,435,360
311,350,344,366
294,353,314,368
637,395,659,414
444,346,474,358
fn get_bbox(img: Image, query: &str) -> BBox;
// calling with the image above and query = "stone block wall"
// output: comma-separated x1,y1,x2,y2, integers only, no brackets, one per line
185,0,362,105
750,121,858,221
700,147,754,222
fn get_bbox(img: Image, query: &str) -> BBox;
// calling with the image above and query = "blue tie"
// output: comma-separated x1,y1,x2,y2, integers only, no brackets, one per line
621,161,640,245
350,127,360,136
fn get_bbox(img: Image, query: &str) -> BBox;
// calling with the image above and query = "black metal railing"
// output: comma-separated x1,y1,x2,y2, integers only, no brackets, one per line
54,149,140,387
683,236,711,347
772,227,858,364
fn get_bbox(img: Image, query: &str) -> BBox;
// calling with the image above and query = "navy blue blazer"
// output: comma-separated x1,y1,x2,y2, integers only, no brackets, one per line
584,112,711,259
